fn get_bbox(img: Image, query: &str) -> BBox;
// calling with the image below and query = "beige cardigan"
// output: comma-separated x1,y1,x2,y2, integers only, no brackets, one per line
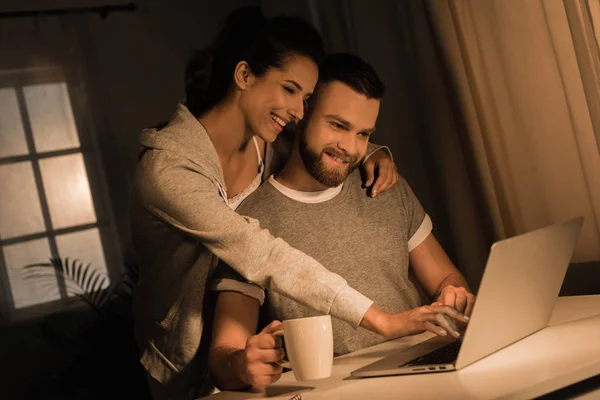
130,104,380,393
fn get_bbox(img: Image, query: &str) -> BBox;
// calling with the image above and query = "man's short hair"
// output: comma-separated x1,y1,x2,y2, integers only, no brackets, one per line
316,53,385,100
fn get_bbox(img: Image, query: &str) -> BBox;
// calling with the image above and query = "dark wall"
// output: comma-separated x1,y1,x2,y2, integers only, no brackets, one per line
0,0,259,265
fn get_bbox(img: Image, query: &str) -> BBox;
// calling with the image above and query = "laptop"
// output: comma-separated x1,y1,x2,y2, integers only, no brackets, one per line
351,216,584,378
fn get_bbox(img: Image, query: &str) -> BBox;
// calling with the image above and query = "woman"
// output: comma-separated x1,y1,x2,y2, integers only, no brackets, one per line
130,7,403,399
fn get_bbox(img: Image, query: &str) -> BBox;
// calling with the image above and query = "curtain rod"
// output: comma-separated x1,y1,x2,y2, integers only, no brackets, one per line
0,3,137,19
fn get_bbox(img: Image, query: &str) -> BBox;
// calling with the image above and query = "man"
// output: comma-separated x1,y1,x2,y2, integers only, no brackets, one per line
208,54,475,390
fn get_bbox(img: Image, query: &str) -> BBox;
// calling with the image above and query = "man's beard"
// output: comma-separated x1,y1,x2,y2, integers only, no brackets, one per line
299,134,361,187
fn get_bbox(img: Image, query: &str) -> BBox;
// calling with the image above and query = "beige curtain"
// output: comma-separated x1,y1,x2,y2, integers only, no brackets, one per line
427,0,600,262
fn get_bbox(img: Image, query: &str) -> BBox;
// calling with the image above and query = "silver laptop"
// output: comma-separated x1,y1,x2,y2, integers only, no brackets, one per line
351,217,584,378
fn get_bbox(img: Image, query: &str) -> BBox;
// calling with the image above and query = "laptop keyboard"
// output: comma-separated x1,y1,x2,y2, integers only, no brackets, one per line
400,340,462,367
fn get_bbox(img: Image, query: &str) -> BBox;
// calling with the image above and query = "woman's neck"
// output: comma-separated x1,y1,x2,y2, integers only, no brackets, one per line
199,100,253,162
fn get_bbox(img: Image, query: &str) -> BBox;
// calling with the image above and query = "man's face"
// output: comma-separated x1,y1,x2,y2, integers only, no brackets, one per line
299,81,380,187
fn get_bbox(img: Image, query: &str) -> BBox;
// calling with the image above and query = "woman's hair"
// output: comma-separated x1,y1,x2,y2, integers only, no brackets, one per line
184,6,325,117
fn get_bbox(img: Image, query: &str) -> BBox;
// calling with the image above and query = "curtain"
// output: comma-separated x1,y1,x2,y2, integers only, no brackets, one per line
426,0,600,265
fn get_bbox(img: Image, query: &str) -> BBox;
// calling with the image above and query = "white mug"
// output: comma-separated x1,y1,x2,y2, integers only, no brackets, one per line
274,315,334,381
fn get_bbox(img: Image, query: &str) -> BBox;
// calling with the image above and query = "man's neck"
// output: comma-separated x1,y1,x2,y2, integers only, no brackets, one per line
198,98,253,163
275,142,331,192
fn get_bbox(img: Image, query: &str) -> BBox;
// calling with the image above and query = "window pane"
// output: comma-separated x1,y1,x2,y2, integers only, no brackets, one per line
0,88,28,158
0,162,46,239
56,228,109,290
23,82,80,153
39,154,96,229
3,238,59,309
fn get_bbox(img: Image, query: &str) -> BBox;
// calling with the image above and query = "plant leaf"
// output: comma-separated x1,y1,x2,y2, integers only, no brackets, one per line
125,263,139,282
82,264,98,292
75,259,83,286
95,287,112,308
24,262,53,269
65,257,72,279
88,270,102,293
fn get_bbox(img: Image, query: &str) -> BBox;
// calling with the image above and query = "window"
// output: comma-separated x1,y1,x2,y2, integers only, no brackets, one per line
0,68,119,322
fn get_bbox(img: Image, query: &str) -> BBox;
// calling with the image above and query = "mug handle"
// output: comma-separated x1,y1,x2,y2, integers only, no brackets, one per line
273,330,291,369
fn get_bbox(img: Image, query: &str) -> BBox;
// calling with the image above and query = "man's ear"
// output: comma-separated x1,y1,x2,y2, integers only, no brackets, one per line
233,61,254,90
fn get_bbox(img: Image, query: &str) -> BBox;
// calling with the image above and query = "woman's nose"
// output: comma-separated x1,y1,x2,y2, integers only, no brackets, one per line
288,99,305,122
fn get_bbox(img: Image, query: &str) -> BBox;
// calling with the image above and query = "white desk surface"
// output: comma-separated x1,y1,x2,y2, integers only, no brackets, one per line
202,295,600,400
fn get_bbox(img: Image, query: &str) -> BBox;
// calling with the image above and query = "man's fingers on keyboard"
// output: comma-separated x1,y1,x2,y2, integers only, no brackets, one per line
465,295,476,317
442,290,457,310
455,293,468,314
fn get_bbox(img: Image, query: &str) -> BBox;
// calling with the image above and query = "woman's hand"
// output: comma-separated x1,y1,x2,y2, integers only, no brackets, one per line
383,304,468,339
362,148,399,197
361,303,469,339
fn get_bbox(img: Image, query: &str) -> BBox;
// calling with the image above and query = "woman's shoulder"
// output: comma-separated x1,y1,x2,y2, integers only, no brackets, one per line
134,148,218,195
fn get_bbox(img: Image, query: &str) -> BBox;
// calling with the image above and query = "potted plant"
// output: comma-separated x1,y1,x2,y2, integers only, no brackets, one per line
24,258,149,398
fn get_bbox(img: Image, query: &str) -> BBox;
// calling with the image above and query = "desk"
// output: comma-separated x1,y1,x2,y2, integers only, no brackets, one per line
202,295,600,399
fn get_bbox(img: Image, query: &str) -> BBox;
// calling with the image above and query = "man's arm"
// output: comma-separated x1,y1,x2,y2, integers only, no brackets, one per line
209,292,284,391
409,233,476,316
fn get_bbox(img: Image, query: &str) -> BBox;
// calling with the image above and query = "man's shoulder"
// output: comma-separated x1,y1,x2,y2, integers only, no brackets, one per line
346,170,399,199
236,179,280,217
347,170,366,190
345,169,415,209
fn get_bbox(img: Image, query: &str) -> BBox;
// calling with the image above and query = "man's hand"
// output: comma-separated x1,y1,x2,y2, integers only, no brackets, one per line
436,285,476,317
236,320,285,390
362,148,399,197
390,304,467,339
361,303,469,339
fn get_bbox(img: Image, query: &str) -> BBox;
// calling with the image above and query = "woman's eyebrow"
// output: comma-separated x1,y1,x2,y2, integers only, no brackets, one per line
284,80,303,91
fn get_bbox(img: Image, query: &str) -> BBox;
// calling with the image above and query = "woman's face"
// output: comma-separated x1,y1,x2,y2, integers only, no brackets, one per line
239,55,319,143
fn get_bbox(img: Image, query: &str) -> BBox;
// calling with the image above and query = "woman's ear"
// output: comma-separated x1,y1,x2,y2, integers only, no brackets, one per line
233,61,254,90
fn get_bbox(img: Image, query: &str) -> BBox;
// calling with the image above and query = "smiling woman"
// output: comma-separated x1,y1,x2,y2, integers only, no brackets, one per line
235,56,318,142
130,6,402,399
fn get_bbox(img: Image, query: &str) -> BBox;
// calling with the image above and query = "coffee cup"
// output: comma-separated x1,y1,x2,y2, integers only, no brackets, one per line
274,315,333,381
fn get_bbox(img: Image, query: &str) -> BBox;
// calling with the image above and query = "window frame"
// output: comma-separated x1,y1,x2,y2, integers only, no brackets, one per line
0,67,122,324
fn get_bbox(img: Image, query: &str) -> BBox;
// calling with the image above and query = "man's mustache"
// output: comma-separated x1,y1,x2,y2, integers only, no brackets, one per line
322,148,358,164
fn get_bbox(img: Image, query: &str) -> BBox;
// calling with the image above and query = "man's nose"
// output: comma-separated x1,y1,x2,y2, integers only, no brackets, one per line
337,133,358,155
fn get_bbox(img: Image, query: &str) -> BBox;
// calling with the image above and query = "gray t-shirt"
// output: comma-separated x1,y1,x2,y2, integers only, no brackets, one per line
211,170,431,355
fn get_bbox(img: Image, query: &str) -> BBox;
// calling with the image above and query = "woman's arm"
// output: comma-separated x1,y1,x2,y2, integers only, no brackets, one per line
362,143,398,197
137,151,372,327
